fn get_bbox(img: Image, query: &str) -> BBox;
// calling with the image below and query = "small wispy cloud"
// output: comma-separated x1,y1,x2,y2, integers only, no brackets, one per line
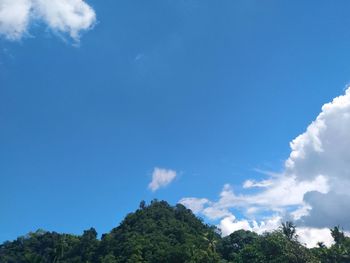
0,0,96,41
134,53,144,62
148,167,177,192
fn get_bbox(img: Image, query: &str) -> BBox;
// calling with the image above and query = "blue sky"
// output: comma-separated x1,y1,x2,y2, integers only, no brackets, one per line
1,0,350,246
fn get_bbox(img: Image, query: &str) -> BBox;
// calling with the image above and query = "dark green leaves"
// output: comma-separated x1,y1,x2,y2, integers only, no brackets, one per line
0,200,349,263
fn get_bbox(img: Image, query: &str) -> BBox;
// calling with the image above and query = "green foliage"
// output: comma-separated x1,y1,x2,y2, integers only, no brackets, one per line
311,227,350,263
281,221,297,241
99,200,221,263
217,229,258,261
0,230,88,263
0,200,348,263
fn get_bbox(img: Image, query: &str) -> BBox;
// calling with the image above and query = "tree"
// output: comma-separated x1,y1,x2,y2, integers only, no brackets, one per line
331,226,346,246
217,229,258,261
238,230,317,263
281,221,297,241
0,200,348,263
79,227,99,262
139,200,146,210
322,226,350,263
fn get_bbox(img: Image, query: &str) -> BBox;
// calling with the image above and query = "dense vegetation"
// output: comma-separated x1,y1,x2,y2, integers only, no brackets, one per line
1,200,349,262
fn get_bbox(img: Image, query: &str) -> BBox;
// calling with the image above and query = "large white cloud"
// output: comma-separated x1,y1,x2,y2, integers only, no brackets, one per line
286,88,350,228
0,0,31,40
0,0,96,41
180,87,350,247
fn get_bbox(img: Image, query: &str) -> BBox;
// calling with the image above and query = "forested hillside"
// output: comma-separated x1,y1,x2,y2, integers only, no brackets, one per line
0,200,349,262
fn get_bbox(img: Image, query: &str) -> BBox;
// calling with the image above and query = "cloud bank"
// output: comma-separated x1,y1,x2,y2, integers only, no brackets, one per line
181,87,350,247
0,0,96,41
149,167,177,192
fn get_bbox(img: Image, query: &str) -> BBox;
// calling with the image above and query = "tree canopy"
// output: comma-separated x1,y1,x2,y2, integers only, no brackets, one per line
0,200,349,262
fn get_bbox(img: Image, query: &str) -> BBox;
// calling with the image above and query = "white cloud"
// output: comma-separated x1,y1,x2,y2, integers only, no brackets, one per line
217,213,335,247
219,215,252,236
216,213,283,237
0,0,31,40
297,227,334,248
243,179,273,188
148,167,177,192
0,0,96,41
180,176,328,220
180,87,350,247
251,215,283,234
202,206,232,220
285,88,350,229
179,198,209,213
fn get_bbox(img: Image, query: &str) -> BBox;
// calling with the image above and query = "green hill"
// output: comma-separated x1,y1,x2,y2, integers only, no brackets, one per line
0,200,349,262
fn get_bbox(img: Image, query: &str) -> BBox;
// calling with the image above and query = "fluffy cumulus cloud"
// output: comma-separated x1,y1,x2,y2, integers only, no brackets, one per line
0,0,96,41
148,167,177,192
180,87,350,247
